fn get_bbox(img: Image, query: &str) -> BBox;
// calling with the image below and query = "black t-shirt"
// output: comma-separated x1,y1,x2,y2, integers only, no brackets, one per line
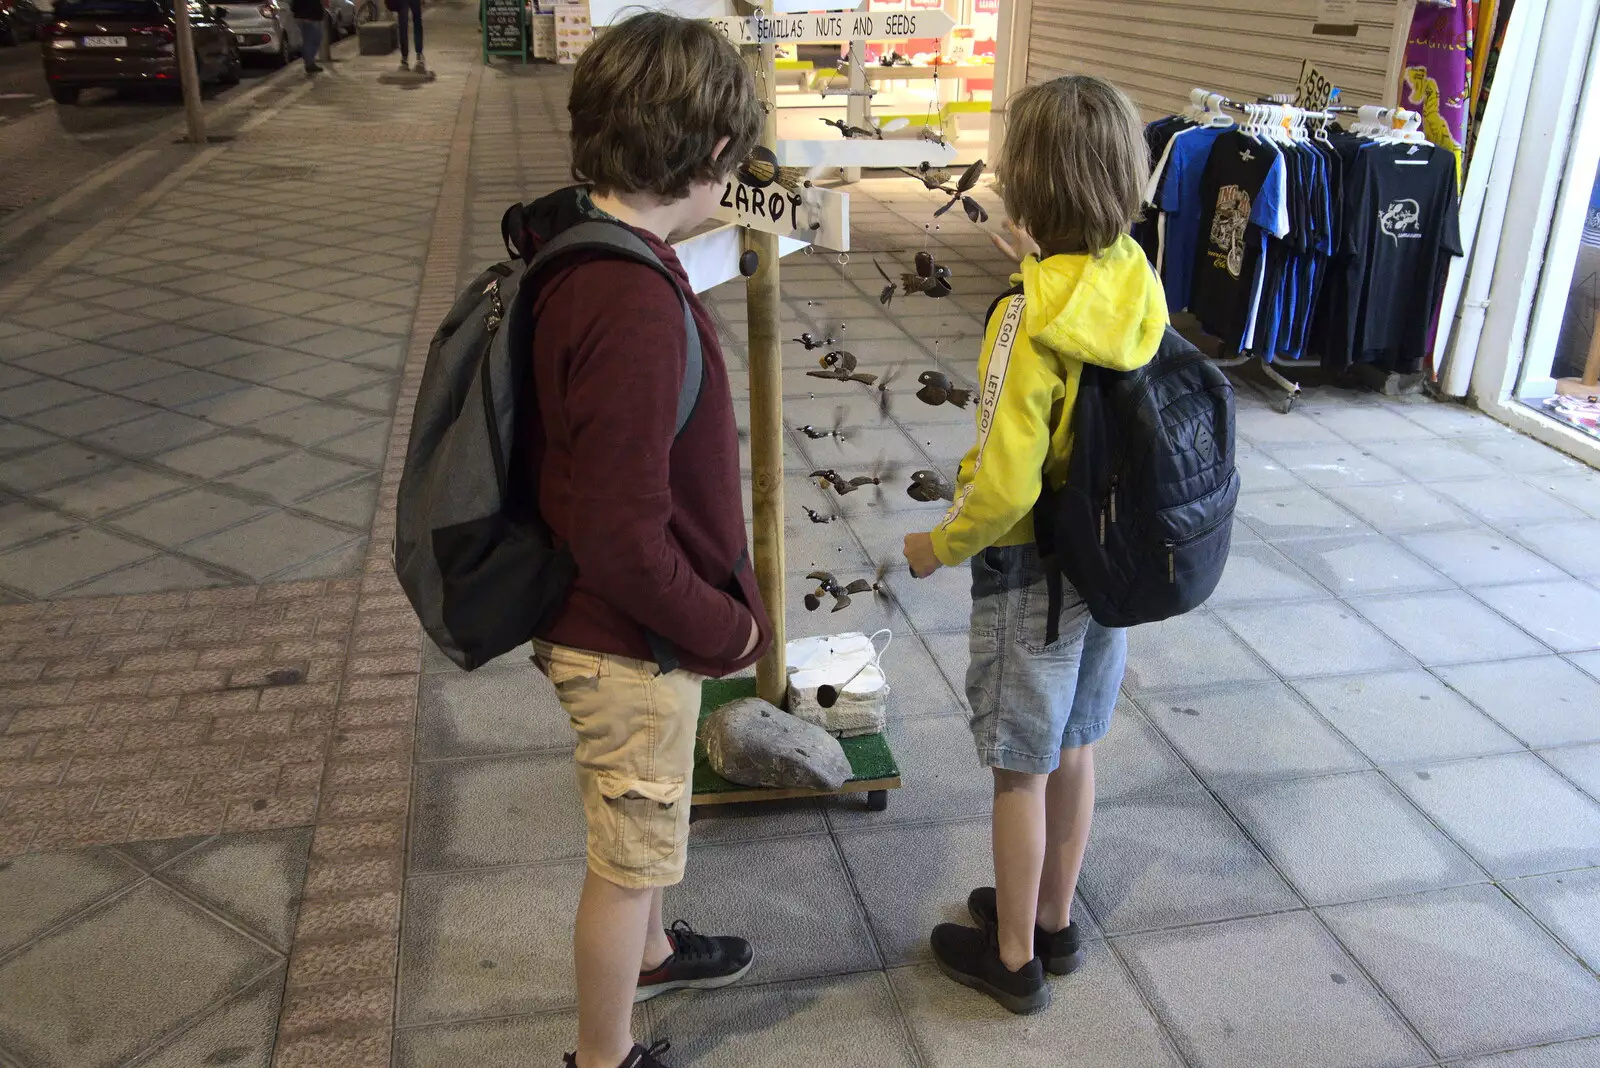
1342,143,1462,372
1190,131,1286,350
1135,117,1192,267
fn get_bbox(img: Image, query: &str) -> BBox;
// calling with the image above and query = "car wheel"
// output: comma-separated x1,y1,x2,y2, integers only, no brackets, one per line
271,34,288,66
220,47,241,84
0,23,16,46
50,84,80,104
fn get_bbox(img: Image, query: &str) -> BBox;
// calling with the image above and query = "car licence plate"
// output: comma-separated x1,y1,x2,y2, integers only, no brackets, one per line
83,35,128,47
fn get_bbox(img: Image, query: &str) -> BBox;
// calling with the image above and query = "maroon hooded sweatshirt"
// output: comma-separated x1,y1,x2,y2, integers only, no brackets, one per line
514,192,772,678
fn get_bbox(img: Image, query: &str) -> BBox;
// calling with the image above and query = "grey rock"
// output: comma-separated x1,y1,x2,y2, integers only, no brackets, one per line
704,698,852,791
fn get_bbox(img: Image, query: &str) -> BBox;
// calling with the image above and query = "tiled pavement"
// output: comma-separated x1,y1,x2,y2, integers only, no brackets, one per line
3,8,1600,1067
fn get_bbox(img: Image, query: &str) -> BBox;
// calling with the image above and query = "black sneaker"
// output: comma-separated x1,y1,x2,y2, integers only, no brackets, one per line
930,923,1050,1014
968,886,1086,976
634,920,754,1003
563,1040,672,1068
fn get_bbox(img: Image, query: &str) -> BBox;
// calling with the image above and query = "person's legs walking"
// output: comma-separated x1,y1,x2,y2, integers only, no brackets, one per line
298,17,321,72
396,0,410,65
408,0,424,69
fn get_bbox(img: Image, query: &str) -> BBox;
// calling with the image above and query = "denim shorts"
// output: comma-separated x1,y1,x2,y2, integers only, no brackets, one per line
965,544,1128,775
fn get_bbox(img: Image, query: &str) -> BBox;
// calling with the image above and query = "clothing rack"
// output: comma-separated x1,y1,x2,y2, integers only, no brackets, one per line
1155,88,1436,411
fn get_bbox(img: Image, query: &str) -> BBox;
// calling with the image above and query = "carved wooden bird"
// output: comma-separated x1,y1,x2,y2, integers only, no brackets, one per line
933,159,989,223
901,250,953,300
916,370,972,409
808,350,877,385
907,469,955,502
809,469,881,495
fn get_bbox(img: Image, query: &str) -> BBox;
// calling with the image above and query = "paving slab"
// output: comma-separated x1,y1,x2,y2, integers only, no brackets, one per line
1321,885,1600,1060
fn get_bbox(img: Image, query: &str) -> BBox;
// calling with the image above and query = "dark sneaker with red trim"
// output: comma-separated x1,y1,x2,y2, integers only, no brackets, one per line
968,886,1086,976
563,1040,672,1068
633,920,754,1003
930,922,1050,1014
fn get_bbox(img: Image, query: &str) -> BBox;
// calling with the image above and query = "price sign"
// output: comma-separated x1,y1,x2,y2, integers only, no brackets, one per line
482,0,524,56
708,9,955,45
1295,60,1334,112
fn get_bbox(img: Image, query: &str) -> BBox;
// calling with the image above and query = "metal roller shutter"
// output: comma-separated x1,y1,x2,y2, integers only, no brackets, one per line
1023,0,1405,120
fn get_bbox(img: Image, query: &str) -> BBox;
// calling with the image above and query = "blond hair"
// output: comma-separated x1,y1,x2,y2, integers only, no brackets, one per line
997,75,1147,255
569,11,762,200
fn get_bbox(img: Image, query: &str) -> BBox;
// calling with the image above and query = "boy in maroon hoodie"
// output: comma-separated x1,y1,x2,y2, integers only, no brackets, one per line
513,12,771,1068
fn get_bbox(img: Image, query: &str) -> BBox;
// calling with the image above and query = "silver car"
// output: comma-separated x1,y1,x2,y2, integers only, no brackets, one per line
212,0,299,65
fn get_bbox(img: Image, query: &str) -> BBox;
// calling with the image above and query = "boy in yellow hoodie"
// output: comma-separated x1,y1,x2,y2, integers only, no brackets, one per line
903,75,1169,1014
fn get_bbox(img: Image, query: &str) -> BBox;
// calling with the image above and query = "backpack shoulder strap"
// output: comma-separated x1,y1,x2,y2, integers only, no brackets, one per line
528,220,703,438
984,281,1025,327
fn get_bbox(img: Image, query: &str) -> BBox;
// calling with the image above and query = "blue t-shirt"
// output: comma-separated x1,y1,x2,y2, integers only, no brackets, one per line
1156,124,1230,311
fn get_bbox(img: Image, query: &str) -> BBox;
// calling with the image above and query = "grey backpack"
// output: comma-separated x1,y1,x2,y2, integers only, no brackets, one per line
394,212,702,671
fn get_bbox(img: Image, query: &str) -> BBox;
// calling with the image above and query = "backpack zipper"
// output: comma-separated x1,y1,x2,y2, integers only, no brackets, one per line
1163,510,1235,583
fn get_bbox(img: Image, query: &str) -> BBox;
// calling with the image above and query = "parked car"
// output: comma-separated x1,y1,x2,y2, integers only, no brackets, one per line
41,0,242,104
325,0,353,36
211,0,297,66
0,0,46,44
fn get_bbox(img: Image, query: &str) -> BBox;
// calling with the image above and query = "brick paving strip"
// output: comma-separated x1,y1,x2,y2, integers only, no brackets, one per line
269,59,484,1068
0,49,484,1068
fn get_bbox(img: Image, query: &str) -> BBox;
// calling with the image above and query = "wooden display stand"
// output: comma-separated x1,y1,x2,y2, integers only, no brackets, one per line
647,0,967,811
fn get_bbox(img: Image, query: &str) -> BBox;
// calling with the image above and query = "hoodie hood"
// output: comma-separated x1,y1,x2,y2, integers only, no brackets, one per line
508,185,614,260
1018,234,1169,373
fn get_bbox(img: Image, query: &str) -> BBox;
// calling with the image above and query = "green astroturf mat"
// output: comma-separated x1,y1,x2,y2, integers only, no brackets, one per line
693,676,901,795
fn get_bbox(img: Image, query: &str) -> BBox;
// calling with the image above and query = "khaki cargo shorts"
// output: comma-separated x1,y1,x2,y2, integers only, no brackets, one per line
532,641,704,889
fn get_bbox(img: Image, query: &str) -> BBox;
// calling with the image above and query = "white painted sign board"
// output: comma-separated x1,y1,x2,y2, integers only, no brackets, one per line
709,181,850,251
674,225,811,294
775,137,957,169
708,9,953,44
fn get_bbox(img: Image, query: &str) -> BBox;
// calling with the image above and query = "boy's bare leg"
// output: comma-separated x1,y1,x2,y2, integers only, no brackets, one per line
1038,744,1096,933
575,868,652,1068
991,768,1049,973
641,886,673,971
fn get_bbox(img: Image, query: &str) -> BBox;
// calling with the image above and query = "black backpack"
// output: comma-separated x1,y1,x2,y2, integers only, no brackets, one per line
987,286,1238,636
393,207,702,671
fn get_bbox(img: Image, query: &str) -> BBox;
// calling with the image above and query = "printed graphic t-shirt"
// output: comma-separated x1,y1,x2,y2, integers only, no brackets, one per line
1190,131,1289,348
1343,143,1462,372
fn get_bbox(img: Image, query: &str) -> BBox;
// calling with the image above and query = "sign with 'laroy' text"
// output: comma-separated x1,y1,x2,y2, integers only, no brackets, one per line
710,179,849,251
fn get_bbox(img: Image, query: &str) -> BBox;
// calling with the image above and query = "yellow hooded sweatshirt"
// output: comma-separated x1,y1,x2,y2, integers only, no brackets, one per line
929,235,1170,568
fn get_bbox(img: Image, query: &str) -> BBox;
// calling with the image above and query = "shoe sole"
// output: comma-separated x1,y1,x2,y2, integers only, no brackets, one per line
968,903,1086,977
633,955,754,1004
933,955,1051,1015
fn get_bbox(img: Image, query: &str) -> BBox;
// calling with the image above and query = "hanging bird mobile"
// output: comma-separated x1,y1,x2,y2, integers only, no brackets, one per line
874,363,904,417
916,370,972,409
803,566,889,613
797,405,848,443
808,350,877,385
900,160,953,191
809,469,881,496
874,252,952,306
802,506,835,525
792,329,839,351
907,469,955,503
820,115,910,140
931,159,988,223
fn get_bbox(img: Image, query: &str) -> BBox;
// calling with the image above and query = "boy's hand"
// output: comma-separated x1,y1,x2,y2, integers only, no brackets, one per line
903,533,942,579
990,219,1040,262
739,614,760,659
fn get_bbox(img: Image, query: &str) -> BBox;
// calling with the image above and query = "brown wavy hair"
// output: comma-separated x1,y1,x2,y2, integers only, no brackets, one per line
996,75,1147,256
569,11,763,201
